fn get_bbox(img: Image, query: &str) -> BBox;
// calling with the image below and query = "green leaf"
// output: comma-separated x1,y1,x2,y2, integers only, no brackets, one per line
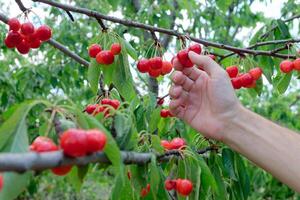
149,108,161,133
114,113,133,149
276,19,291,38
108,0,120,10
149,157,160,199
275,72,292,94
121,38,138,60
222,148,237,180
87,59,101,93
235,154,250,200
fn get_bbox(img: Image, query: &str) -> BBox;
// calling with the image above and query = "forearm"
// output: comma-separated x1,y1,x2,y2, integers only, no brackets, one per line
222,106,300,192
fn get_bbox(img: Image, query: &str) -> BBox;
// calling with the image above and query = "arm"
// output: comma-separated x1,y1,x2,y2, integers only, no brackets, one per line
169,51,300,192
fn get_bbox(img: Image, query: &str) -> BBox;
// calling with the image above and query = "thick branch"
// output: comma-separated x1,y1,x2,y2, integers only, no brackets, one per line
0,147,214,173
15,0,28,12
32,0,299,59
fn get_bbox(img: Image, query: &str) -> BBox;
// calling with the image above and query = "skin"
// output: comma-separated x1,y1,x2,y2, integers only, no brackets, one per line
169,51,300,193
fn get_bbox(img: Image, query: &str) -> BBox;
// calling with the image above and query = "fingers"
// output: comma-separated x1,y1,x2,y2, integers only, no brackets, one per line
172,71,194,92
188,51,224,76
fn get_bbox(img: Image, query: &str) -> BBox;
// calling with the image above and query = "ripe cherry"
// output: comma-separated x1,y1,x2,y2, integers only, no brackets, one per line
21,22,35,35
6,31,22,46
293,58,300,71
188,44,202,54
101,98,111,105
137,59,150,73
240,73,254,87
85,104,97,114
245,81,256,88
157,98,164,106
30,39,42,49
96,50,114,65
88,44,102,58
165,179,176,191
140,188,148,197
109,99,120,109
60,129,88,157
16,40,30,54
86,129,107,153
226,66,239,78
170,138,185,150
160,109,169,118
31,136,58,152
231,77,242,89
161,140,172,150
177,49,193,68
110,43,122,55
8,18,21,32
249,67,262,80
4,37,15,48
127,171,132,180
146,184,150,192
36,25,52,41
149,57,163,70
161,61,173,75
280,60,294,73
51,165,72,176
176,179,193,196
0,174,3,191
148,68,161,78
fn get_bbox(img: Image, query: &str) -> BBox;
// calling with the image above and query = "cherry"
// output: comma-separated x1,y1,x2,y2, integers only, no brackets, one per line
110,43,122,55
16,40,30,54
280,60,294,73
249,67,262,80
160,109,169,118
88,44,102,58
137,58,150,73
149,57,163,70
208,54,216,60
21,22,35,35
165,179,176,191
101,98,111,105
188,44,202,54
157,98,164,106
140,188,148,197
170,138,185,150
85,104,97,114
4,37,15,48
226,66,239,78
240,73,254,87
36,25,52,41
31,136,58,152
60,129,88,157
86,129,107,153
148,68,161,78
161,61,173,75
109,99,120,109
8,18,21,32
0,174,3,191
231,77,242,89
176,179,193,196
96,50,114,65
245,81,256,88
293,58,300,71
127,171,132,180
6,31,22,46
51,165,72,176
30,39,41,49
161,140,172,150
177,49,193,68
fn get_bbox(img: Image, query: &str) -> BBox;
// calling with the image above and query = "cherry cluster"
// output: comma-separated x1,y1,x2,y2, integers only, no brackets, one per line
226,66,263,90
4,18,52,54
279,58,300,73
160,138,185,150
140,184,151,198
137,57,173,78
176,43,202,68
0,174,3,192
88,43,121,65
165,179,193,196
85,98,120,117
160,109,173,118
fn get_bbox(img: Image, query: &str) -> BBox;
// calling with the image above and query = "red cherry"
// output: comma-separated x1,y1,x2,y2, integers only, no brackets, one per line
137,58,150,73
249,67,263,80
165,179,176,191
208,54,216,60
88,44,102,58
30,39,41,49
161,140,172,150
31,136,58,152
167,110,174,117
96,50,114,65
93,105,105,116
4,37,15,48
292,58,300,71
21,22,35,35
157,98,164,105
140,188,148,197
6,31,22,46
149,57,163,70
101,98,111,105
177,49,193,68
245,81,256,88
110,43,122,55
36,25,52,41
188,44,202,54
85,104,97,114
60,129,88,157
51,165,72,176
86,129,107,153
176,179,193,196
161,61,173,75
8,18,21,32
0,174,3,191
160,109,169,118
231,77,242,89
240,73,254,87
280,60,294,73
146,184,150,192
109,99,120,109
170,138,185,150
127,171,132,180
226,66,239,78
16,40,30,54
148,68,161,78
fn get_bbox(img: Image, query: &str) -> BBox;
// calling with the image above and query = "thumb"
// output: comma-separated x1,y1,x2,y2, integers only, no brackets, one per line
188,51,223,76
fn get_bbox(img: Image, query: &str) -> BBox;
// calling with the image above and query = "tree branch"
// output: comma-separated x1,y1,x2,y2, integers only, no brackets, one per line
31,0,299,59
15,0,28,12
